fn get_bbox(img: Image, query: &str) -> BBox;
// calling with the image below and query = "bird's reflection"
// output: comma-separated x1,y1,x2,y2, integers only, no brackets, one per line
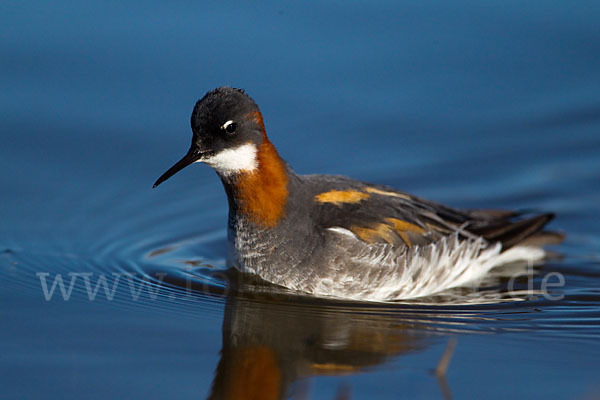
157,259,540,399
207,286,442,400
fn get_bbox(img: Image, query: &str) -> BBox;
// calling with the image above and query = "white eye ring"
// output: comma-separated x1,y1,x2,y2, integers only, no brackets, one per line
222,120,234,130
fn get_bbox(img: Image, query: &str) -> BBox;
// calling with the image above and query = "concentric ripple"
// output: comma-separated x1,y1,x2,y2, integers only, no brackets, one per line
1,166,599,340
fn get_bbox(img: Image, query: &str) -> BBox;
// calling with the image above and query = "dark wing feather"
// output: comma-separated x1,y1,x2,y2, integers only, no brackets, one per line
306,176,561,251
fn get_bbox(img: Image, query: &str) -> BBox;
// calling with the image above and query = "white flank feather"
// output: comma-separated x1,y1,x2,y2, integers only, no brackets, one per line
316,230,546,301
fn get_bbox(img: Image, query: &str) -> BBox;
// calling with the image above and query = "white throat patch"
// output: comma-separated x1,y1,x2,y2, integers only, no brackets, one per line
199,143,258,175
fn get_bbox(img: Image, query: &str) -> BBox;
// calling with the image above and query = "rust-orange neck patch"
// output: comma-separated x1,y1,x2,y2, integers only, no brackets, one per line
229,121,289,228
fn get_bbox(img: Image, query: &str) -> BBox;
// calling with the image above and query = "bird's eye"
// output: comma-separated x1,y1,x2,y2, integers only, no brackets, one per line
222,120,237,134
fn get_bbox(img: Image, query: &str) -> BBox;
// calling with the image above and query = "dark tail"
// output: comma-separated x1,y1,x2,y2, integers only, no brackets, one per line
469,212,564,250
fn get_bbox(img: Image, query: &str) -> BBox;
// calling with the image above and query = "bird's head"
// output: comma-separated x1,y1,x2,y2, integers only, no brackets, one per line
154,87,266,187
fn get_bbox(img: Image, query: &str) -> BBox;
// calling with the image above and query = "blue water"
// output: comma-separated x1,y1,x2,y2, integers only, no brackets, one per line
2,1,600,399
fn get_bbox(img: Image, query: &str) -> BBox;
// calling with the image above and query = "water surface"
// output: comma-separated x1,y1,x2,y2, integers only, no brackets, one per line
2,1,600,399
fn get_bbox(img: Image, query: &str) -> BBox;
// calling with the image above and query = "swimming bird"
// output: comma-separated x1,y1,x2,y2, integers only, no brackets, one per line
153,87,562,301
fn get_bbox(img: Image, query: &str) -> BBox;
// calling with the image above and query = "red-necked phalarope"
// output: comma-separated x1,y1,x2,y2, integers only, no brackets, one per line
154,87,563,301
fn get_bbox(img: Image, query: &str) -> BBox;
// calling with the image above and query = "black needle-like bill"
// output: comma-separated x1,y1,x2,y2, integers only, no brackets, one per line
153,147,204,188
